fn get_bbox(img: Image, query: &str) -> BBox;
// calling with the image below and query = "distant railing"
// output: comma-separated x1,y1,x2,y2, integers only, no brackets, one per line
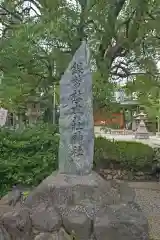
94,127,155,136
110,129,133,135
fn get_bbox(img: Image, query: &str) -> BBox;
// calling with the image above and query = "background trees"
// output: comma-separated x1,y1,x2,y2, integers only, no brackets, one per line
0,0,160,121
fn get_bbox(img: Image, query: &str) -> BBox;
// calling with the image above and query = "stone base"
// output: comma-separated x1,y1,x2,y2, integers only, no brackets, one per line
156,132,160,137
0,172,149,240
135,132,149,139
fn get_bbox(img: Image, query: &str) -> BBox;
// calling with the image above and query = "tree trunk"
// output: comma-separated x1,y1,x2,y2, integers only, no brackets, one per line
157,117,160,133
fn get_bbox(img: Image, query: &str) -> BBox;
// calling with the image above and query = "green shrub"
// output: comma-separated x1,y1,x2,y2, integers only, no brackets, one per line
94,137,154,171
0,124,59,196
94,137,119,168
153,148,160,163
115,141,154,170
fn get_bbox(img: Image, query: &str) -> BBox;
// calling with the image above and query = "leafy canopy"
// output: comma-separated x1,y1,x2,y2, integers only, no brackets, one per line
0,0,159,111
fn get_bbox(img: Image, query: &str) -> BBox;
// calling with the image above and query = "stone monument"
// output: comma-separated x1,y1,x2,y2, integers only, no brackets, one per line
135,112,149,139
59,41,94,175
0,107,8,127
0,42,149,240
26,99,41,126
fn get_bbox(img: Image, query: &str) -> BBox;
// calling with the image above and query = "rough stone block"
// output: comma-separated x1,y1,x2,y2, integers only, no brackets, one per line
62,206,92,240
94,204,149,240
34,233,57,240
24,172,121,211
34,228,72,240
2,207,32,239
0,226,11,240
31,205,61,232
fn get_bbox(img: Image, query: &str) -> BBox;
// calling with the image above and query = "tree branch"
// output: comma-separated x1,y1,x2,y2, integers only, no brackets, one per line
97,0,126,70
0,4,22,21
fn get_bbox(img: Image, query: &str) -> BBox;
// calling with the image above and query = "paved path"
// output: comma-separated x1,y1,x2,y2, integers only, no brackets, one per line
128,182,160,240
95,132,160,148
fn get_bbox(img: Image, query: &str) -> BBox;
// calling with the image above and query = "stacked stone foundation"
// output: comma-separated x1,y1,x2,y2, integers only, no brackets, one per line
0,172,149,240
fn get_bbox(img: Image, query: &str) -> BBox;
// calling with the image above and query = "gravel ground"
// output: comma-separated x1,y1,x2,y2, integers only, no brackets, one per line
132,187,160,240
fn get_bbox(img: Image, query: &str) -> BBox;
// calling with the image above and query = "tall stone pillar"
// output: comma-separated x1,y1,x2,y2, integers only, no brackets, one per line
58,41,94,175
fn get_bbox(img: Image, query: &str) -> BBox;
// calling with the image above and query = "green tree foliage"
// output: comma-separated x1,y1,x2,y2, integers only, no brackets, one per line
0,0,159,112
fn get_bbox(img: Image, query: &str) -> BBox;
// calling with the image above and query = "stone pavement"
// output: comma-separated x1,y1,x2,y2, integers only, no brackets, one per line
128,182,160,240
